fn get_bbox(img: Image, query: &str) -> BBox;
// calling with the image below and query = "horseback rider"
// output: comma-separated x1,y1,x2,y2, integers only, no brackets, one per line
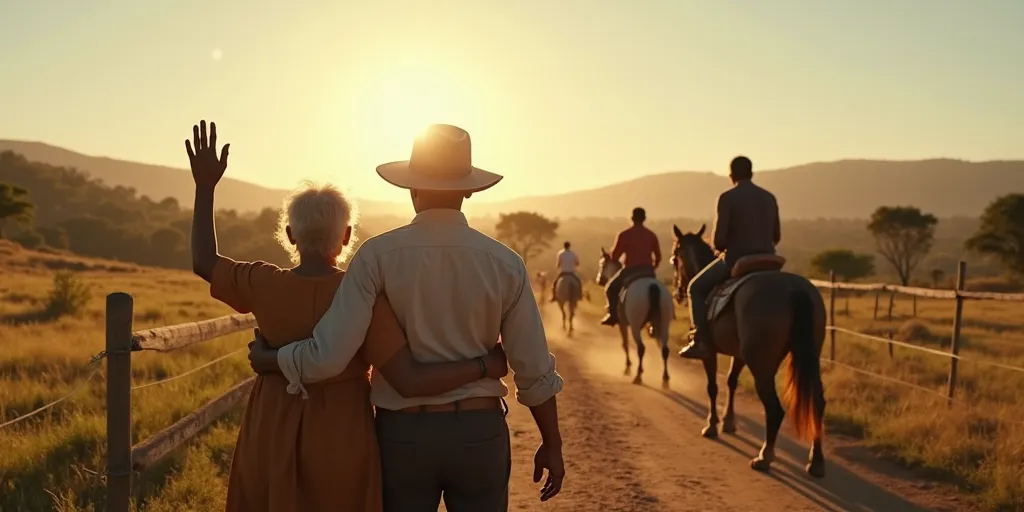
551,241,581,302
600,207,661,326
678,156,781,360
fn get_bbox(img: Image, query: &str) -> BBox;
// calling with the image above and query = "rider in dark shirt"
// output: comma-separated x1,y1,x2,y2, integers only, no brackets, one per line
678,156,781,359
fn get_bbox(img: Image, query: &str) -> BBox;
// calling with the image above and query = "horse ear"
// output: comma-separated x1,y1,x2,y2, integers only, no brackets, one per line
600,247,607,257
696,224,706,238
673,224,684,239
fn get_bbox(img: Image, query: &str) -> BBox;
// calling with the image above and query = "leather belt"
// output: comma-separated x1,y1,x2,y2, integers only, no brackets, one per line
388,396,503,414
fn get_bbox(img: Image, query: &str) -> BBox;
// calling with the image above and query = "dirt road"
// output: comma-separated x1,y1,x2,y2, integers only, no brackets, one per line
496,307,970,512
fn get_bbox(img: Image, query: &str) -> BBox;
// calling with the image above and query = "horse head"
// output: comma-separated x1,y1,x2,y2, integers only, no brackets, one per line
671,224,715,304
596,247,621,286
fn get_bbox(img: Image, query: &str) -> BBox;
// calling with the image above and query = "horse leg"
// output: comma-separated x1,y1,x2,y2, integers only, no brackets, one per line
700,356,719,439
620,323,632,374
807,378,827,477
568,300,575,336
750,372,785,472
631,324,646,385
722,357,746,434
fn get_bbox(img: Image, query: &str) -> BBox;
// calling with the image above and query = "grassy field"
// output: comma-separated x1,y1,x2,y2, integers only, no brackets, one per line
2,238,1023,510
570,277,1024,510
0,241,250,511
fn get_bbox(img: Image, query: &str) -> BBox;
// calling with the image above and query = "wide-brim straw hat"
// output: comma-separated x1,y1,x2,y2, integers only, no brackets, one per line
376,124,503,193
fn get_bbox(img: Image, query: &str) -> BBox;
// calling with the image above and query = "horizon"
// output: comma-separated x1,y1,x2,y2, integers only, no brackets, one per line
2,1,1022,202
2,137,1019,207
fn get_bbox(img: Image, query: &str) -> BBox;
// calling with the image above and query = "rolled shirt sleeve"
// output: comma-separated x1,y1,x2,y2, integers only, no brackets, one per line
277,251,381,397
500,264,564,407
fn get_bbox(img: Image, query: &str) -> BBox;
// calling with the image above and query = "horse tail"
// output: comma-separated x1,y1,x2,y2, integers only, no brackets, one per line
647,282,661,338
782,288,822,442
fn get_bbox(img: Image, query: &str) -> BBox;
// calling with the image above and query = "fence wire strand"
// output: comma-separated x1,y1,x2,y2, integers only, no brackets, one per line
823,357,956,402
829,326,1024,375
130,347,247,391
0,351,106,431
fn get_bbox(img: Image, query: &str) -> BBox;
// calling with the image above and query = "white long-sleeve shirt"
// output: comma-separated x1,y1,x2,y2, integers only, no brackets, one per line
276,208,563,409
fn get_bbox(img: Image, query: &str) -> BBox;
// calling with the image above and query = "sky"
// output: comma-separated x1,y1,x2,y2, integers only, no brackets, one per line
1,0,1022,202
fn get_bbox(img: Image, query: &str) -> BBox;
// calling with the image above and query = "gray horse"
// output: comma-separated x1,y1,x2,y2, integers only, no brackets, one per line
596,249,674,384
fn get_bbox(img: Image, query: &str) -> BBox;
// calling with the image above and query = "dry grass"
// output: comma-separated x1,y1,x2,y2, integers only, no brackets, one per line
0,241,250,511
575,280,1024,510
3,237,1023,510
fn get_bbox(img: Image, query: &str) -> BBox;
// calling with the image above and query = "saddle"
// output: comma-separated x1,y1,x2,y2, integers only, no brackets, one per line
706,254,787,322
617,268,657,303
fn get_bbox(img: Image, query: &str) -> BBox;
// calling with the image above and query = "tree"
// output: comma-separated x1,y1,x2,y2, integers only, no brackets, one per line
929,268,945,288
495,211,559,266
810,249,875,281
0,182,34,239
965,194,1024,277
867,206,937,285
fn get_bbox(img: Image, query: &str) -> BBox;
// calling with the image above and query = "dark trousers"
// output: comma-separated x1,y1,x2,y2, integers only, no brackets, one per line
604,265,655,317
376,408,511,512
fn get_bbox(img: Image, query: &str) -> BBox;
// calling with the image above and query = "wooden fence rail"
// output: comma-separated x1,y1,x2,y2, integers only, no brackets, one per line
105,293,256,512
810,260,1024,404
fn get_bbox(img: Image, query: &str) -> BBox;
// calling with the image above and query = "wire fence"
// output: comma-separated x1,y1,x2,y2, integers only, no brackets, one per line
814,261,1024,403
0,344,248,431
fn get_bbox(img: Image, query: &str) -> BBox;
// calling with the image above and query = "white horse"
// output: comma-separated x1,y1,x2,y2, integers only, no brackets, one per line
554,274,582,336
596,249,675,384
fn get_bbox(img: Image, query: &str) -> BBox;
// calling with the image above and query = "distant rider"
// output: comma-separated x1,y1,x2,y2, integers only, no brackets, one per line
601,207,661,326
551,241,581,302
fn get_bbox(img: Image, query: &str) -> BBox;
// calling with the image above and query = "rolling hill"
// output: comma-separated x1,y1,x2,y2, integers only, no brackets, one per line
3,139,1022,219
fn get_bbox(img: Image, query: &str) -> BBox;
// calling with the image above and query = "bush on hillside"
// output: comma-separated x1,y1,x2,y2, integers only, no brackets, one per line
44,271,92,318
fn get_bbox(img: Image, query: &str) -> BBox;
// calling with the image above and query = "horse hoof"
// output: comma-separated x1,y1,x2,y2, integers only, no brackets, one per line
805,462,826,478
750,458,772,472
701,425,718,439
632,375,643,385
722,421,737,434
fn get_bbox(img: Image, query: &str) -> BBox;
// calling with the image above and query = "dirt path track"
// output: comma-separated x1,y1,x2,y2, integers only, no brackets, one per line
493,307,970,512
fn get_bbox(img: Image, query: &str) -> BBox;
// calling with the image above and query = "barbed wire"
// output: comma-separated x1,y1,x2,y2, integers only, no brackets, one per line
130,347,247,391
0,351,107,431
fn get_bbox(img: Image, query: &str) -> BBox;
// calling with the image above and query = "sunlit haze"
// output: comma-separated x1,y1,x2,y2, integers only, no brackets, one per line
2,0,1022,202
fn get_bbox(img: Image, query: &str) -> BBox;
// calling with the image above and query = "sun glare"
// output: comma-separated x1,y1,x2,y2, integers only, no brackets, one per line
357,59,475,157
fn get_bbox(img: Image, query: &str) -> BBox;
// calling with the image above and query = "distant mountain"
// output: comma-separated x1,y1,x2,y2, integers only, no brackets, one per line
0,140,405,216
3,139,1022,219
464,159,1024,219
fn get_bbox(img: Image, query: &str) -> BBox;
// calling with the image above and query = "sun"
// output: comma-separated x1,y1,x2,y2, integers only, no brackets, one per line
358,60,474,155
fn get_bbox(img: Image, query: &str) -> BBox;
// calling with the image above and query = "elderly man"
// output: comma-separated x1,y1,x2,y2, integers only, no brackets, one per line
249,124,565,511
678,155,781,360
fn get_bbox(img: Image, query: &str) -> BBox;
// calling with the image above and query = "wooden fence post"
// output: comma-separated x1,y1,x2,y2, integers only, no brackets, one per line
887,291,896,321
106,293,133,512
873,290,879,320
828,271,836,364
946,261,966,403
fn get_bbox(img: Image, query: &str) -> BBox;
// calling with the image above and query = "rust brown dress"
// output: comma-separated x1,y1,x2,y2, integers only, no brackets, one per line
210,259,404,512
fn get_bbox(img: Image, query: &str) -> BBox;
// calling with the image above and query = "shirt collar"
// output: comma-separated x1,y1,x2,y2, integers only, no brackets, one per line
411,208,469,226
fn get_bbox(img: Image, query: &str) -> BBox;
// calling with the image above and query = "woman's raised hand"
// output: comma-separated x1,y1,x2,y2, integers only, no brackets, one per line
185,120,230,189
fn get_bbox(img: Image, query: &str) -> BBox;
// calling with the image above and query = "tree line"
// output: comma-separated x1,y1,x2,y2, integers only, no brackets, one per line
3,149,1023,285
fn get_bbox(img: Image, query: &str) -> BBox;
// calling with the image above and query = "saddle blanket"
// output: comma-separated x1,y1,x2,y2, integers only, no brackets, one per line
706,272,760,322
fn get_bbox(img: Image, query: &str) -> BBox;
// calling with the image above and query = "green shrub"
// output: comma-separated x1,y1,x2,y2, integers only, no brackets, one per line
44,271,92,318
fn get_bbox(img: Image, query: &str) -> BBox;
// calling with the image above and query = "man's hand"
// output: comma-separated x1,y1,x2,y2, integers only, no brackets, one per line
533,443,565,501
483,342,508,379
185,120,229,190
247,328,279,375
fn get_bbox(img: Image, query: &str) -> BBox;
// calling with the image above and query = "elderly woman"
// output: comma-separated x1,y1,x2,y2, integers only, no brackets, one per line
185,120,506,512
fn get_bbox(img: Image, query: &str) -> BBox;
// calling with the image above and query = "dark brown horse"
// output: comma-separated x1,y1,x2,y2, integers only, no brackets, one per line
671,224,828,477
